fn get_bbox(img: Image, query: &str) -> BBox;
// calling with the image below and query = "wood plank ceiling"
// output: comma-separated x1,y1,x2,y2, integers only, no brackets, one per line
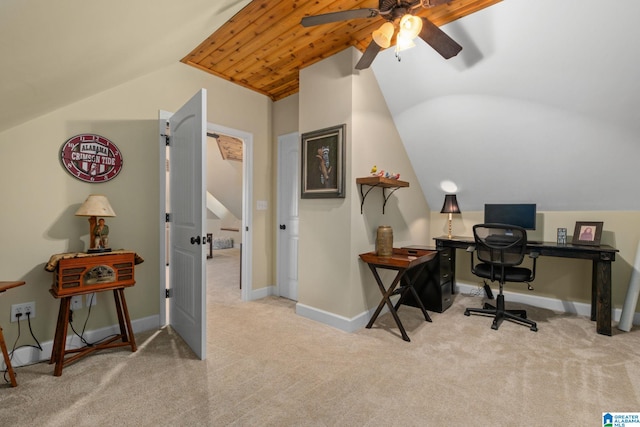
182,0,501,101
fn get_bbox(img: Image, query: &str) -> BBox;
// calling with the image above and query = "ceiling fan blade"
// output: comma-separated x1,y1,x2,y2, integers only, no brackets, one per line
355,41,382,70
301,9,379,27
418,17,462,59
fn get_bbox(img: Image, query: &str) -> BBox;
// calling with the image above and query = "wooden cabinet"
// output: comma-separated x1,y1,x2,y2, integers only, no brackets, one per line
401,246,453,313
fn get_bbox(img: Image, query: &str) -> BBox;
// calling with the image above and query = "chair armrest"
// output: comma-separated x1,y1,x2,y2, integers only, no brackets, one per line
529,251,539,259
466,245,476,253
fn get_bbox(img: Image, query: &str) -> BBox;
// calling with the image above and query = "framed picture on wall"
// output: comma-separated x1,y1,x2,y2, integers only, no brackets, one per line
301,124,345,199
572,221,603,246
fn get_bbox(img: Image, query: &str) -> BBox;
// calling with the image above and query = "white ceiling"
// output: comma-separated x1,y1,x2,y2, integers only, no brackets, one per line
372,0,640,211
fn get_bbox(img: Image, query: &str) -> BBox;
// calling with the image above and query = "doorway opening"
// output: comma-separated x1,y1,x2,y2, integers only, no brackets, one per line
160,117,253,327
205,131,243,303
206,123,253,304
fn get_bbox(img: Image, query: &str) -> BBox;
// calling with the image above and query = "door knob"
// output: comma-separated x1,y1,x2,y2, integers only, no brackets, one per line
190,236,201,245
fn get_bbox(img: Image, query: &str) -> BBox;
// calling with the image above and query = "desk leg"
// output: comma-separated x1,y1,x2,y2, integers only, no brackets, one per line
395,266,432,323
366,266,410,342
594,259,613,336
113,289,137,351
52,297,71,376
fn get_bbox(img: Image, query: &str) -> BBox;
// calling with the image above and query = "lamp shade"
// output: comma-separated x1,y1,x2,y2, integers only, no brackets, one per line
372,22,394,48
75,194,116,217
440,194,460,214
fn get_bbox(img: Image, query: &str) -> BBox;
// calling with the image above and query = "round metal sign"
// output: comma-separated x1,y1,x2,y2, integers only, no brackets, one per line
60,134,123,183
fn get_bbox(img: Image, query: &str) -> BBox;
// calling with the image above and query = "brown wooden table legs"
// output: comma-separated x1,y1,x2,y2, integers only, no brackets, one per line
0,326,17,387
365,263,432,342
0,281,26,386
50,288,137,376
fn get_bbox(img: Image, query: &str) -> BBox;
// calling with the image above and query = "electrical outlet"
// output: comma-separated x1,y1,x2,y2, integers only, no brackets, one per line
86,293,97,307
70,295,83,311
10,301,36,323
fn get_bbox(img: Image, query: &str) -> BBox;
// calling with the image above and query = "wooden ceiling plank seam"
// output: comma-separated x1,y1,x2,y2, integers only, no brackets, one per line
229,33,360,86
211,11,380,78
215,21,371,81
192,0,321,67
418,0,503,26
183,59,276,100
182,0,275,64
182,0,502,101
215,22,369,76
201,0,374,75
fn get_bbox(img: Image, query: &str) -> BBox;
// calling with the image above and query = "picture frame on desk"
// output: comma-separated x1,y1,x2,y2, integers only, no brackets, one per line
572,221,603,246
301,124,345,199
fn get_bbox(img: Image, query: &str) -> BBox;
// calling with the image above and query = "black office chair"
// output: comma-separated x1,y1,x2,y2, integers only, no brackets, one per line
465,223,538,332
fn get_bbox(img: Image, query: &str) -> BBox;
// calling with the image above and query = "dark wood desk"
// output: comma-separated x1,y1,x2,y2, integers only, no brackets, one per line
0,281,25,387
434,236,618,336
359,248,437,341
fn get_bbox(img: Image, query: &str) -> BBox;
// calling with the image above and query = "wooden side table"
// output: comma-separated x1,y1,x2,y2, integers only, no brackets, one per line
45,251,143,376
359,248,437,342
0,281,25,386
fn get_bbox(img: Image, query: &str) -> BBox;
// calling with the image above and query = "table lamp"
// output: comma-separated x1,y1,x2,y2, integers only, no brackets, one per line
75,194,116,253
440,194,460,239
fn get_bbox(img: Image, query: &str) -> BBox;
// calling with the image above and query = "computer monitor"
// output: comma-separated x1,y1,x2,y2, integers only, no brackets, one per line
484,203,537,230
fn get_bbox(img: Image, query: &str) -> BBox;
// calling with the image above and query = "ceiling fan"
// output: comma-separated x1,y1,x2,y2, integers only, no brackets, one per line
301,0,462,70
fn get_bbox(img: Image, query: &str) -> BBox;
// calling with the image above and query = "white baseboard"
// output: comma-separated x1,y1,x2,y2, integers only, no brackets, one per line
251,284,276,300
295,281,639,334
296,302,373,333
3,315,159,370
456,280,638,325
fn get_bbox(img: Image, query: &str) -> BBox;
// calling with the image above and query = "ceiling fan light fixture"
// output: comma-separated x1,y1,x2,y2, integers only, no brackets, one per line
396,32,416,52
399,14,423,40
372,22,394,48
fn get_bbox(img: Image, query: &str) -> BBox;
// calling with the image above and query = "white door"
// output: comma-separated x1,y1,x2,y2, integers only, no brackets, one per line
168,89,207,360
277,132,299,301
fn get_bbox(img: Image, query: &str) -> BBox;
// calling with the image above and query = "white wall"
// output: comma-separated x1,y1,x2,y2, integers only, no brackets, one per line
374,0,640,212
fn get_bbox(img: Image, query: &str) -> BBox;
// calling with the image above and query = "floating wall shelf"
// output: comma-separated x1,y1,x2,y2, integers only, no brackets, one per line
356,176,409,214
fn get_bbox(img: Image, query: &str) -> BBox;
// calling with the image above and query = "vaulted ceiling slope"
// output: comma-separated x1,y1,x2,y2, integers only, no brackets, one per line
182,0,501,101
0,0,251,133
372,0,640,211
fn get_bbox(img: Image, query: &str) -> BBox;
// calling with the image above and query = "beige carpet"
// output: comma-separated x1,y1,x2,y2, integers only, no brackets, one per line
1,247,640,426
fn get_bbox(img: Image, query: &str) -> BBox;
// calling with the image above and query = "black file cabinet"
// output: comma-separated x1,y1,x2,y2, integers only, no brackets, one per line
401,246,453,313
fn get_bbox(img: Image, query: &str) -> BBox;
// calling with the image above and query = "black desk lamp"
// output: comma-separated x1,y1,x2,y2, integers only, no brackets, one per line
440,194,460,239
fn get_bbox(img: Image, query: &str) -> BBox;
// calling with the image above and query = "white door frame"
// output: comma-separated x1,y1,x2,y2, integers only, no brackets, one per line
159,110,170,327
159,119,254,327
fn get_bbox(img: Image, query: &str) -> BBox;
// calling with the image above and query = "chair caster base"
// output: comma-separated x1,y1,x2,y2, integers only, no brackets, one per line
465,305,538,332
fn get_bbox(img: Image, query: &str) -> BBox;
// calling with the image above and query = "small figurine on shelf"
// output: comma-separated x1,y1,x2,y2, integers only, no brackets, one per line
92,218,110,252
376,169,385,177
370,165,377,175
391,173,400,180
